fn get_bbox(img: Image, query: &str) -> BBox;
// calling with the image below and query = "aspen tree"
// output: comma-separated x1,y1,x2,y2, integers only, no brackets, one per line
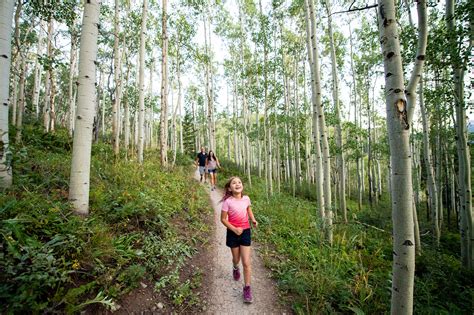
68,16,78,136
0,0,15,188
349,24,363,211
160,0,169,166
32,21,46,120
377,0,427,311
137,0,147,164
69,0,100,215
259,0,273,197
325,0,347,222
15,59,26,143
112,0,121,157
124,60,131,158
304,0,325,222
43,20,53,132
419,78,440,246
404,0,427,255
446,0,473,269
10,1,22,128
308,0,332,242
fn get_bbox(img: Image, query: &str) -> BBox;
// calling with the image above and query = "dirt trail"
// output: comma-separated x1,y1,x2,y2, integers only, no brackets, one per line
195,170,289,315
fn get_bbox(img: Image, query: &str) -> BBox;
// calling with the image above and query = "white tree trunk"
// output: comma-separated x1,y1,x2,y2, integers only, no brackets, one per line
304,0,325,222
377,0,427,311
112,0,121,156
100,71,106,138
68,23,78,136
160,0,169,166
69,0,100,215
15,59,27,143
43,21,53,132
32,21,46,121
124,64,131,157
446,0,473,269
308,0,332,219
419,78,440,245
261,1,272,196
137,0,147,164
326,0,347,222
0,0,15,188
49,68,57,132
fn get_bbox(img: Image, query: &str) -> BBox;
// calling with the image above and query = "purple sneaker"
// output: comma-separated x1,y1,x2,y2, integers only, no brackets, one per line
233,266,240,281
243,285,253,303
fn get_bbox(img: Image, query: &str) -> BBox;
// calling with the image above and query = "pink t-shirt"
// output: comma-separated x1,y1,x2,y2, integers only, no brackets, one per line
221,195,251,229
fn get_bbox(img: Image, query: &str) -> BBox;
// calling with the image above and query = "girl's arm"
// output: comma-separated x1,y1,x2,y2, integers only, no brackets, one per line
216,157,221,168
247,206,258,227
221,211,243,235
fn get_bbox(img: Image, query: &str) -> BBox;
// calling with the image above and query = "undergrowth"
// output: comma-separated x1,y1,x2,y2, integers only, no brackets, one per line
0,125,211,313
219,160,473,314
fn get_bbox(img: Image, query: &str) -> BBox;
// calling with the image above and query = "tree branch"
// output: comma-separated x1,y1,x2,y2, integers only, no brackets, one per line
330,4,378,17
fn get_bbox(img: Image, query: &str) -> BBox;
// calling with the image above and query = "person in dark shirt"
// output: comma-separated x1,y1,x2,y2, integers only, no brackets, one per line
195,147,208,183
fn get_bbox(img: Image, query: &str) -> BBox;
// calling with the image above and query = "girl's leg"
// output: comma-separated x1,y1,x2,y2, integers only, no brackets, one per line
240,245,252,286
231,247,240,266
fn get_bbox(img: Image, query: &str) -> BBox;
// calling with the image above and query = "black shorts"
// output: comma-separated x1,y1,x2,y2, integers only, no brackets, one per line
226,228,251,248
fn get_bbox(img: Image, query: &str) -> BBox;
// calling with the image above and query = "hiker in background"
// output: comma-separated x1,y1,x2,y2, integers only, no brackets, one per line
220,176,258,303
206,150,221,191
195,147,208,183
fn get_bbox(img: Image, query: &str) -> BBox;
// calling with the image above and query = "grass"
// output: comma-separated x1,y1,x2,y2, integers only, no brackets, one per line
0,125,211,313
218,160,473,314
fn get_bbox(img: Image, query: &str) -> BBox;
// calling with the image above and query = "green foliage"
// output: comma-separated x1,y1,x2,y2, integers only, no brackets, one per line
1,126,211,313
219,161,473,313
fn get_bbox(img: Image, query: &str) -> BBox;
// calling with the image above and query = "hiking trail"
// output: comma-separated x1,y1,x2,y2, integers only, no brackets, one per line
195,170,289,314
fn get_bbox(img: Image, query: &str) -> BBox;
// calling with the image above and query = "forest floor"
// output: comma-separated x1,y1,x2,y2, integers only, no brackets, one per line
95,169,290,314
194,169,290,314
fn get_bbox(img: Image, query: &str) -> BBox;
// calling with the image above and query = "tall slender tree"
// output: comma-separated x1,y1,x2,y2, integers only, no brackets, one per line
0,0,15,188
69,0,101,215
137,0,148,164
304,0,326,227
160,0,169,166
446,0,473,269
377,0,427,312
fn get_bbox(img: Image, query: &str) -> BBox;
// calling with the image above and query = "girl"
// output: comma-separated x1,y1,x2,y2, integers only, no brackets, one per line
220,176,258,303
206,150,221,191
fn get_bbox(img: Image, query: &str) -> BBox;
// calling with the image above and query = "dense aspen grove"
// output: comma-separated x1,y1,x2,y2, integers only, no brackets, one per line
0,0,472,313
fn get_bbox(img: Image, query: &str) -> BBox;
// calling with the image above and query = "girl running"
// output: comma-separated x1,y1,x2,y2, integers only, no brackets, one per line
220,176,258,303
206,150,221,191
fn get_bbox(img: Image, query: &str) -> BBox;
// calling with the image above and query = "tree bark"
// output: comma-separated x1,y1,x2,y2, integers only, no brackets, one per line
15,59,26,143
69,0,100,215
32,21,46,120
137,0,147,164
43,20,53,132
446,0,473,269
0,0,15,188
377,0,420,311
419,78,440,246
304,0,326,225
325,0,347,222
160,0,169,166
68,20,78,136
112,0,121,157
